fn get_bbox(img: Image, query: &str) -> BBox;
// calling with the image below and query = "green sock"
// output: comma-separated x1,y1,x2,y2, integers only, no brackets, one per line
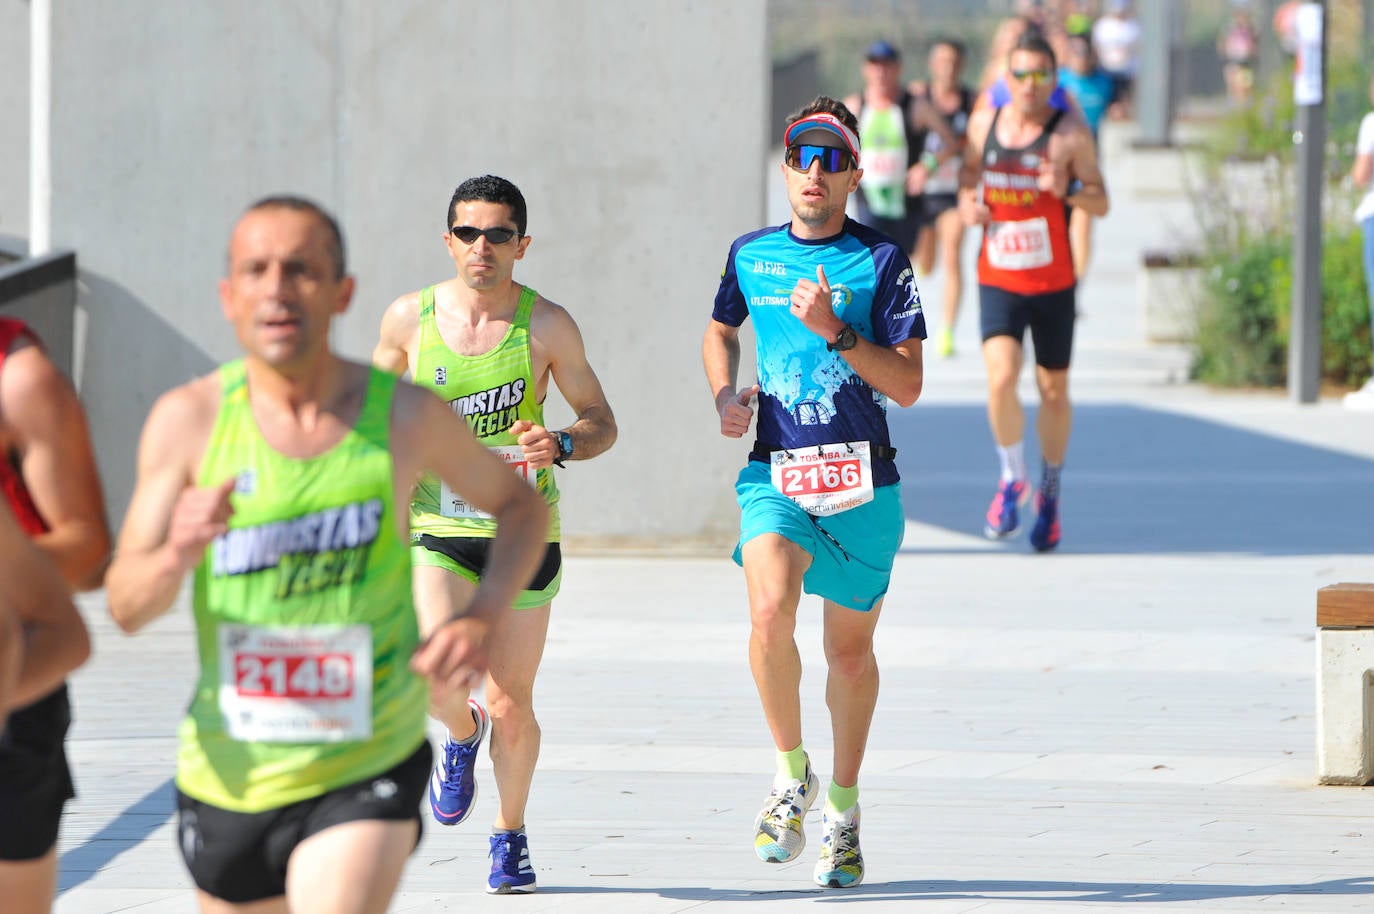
827,780,859,813
776,744,808,781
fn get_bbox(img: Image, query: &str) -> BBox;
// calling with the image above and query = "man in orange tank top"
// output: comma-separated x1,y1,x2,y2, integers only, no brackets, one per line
957,31,1108,553
0,315,109,914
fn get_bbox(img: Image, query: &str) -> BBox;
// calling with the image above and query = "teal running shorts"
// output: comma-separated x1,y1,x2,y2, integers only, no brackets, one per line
732,460,904,611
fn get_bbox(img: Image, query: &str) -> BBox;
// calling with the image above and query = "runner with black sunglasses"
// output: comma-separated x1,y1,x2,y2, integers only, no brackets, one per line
374,174,616,894
702,96,925,889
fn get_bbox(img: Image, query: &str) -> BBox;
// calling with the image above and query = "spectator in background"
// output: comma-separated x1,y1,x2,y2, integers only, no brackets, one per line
1057,32,1114,279
1273,0,1300,56
1217,1,1260,107
1092,0,1140,119
1347,74,1374,409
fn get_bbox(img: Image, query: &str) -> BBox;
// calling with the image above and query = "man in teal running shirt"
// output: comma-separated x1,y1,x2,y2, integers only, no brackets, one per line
704,96,925,890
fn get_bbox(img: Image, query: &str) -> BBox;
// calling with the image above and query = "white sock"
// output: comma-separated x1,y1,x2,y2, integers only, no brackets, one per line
997,442,1026,483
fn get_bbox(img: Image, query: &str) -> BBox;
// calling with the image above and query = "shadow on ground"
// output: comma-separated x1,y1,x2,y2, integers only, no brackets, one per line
890,403,1374,555
525,875,1374,904
59,778,174,893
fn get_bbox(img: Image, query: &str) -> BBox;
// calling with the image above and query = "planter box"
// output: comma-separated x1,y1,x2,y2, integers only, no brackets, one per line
1139,250,1203,344
1127,140,1207,198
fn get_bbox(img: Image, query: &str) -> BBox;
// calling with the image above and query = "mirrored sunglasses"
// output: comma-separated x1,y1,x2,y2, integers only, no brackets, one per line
1008,68,1054,86
784,144,854,174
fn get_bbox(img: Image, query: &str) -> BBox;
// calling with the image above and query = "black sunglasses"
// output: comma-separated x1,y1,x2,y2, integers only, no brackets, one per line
785,144,854,174
449,225,520,245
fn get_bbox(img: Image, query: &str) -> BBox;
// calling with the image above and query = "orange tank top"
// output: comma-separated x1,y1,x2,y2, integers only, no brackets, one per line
976,107,1076,295
0,318,49,535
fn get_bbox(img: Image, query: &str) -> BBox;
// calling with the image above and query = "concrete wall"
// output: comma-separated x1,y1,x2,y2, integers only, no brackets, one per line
0,244,76,378
0,2,28,240
8,1,768,548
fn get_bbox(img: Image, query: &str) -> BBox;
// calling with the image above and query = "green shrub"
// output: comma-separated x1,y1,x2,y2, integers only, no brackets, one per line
1190,224,1372,388
1321,228,1373,387
1192,235,1289,387
1187,52,1374,391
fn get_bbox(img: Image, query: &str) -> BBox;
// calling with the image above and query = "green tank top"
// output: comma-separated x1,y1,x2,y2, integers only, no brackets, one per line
409,284,561,541
858,103,909,220
176,360,426,813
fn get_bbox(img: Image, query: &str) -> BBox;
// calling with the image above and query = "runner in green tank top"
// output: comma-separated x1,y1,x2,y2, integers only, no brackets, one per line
842,40,959,257
374,175,617,894
107,196,549,912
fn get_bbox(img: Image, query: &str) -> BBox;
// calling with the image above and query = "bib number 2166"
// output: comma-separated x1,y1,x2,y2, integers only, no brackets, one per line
770,442,874,516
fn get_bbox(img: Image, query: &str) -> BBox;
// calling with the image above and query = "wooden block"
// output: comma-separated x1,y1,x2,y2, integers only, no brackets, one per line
1317,583,1374,628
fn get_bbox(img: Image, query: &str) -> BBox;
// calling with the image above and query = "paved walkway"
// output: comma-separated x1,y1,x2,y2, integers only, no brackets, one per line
55,120,1374,912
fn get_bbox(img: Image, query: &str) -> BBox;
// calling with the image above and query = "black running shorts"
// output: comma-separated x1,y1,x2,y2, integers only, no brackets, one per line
0,685,75,860
175,741,431,903
978,283,1077,370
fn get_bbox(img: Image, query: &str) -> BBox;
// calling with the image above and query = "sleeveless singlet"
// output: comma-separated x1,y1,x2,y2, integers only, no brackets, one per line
918,86,974,197
856,90,926,220
976,106,1076,295
176,360,425,813
0,318,49,535
409,285,561,542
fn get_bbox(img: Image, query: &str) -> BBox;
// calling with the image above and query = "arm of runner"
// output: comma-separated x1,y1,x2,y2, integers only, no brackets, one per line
393,385,548,690
106,381,231,633
1062,124,1109,217
958,107,993,227
372,292,420,377
514,301,618,469
703,319,758,437
0,501,89,710
1,341,111,591
912,95,961,167
791,265,923,408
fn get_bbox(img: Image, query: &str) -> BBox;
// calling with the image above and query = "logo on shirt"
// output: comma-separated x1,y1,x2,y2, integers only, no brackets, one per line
235,469,256,496
830,285,853,312
451,379,526,438
434,366,448,386
753,260,787,276
893,267,923,319
750,293,791,307
210,498,384,600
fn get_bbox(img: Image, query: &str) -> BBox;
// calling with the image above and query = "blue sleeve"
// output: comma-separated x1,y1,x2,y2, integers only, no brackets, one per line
711,237,748,327
868,242,927,346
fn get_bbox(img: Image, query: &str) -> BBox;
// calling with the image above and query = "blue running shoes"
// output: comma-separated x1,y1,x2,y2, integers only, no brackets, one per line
429,698,489,825
984,479,1030,539
487,829,537,894
1030,491,1061,552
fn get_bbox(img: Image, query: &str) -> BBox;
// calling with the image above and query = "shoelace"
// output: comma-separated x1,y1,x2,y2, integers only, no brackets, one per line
490,834,527,873
824,822,859,860
761,784,805,826
443,741,475,790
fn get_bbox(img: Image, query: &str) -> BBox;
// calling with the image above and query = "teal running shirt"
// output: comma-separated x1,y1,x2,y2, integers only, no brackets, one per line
711,218,925,486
